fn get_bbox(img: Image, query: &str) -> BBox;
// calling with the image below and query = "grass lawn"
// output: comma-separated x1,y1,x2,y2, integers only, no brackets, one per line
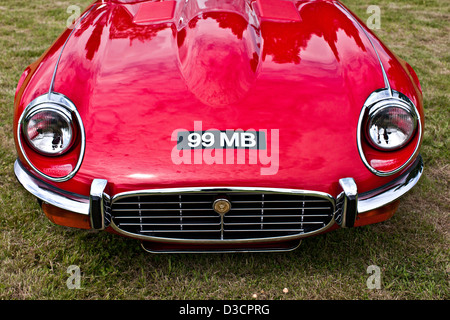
0,0,448,300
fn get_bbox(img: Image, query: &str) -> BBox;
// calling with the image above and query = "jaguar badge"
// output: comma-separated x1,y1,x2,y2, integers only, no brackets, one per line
213,199,231,215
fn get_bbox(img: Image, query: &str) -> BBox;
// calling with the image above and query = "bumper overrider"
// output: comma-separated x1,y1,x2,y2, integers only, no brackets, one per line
14,156,423,253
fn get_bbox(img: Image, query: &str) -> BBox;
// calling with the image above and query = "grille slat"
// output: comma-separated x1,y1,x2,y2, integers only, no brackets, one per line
225,229,305,232
231,200,329,203
113,207,330,212
224,221,324,225
111,190,334,241
120,222,222,226
230,207,331,210
113,215,219,219
116,201,213,205
113,208,214,212
113,214,330,219
140,229,222,233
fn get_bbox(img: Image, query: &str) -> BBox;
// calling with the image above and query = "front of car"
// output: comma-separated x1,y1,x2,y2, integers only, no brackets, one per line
13,0,424,252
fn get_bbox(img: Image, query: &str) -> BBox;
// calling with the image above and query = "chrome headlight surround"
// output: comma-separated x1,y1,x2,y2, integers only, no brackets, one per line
17,92,86,182
357,89,422,177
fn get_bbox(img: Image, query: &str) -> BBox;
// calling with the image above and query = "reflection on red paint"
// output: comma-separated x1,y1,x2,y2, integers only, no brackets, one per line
13,0,423,199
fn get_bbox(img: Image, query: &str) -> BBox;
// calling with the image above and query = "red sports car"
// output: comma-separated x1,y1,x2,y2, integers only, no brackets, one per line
13,0,424,253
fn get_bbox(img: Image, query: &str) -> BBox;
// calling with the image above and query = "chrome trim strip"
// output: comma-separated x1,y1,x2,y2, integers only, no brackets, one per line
357,89,422,176
337,178,358,228
112,187,335,203
358,155,423,213
335,1,391,93
48,4,97,95
17,92,86,182
110,187,336,245
89,179,109,230
14,159,89,215
140,240,302,254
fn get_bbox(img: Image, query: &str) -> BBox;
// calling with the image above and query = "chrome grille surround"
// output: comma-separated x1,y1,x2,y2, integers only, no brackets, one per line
109,187,336,244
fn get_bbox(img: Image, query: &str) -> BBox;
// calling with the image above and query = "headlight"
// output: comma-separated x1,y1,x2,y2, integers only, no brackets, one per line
22,105,75,156
17,92,86,182
357,89,422,177
366,105,417,150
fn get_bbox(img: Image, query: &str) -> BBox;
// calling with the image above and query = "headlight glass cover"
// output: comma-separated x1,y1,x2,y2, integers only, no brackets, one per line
22,106,74,156
366,105,417,150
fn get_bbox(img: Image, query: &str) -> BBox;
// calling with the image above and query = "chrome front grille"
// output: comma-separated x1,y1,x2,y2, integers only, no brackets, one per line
111,189,335,242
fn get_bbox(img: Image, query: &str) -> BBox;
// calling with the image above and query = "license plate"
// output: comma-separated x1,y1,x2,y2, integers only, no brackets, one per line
177,130,267,150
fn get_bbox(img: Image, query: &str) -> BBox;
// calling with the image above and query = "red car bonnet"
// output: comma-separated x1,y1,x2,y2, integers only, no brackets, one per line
15,0,419,198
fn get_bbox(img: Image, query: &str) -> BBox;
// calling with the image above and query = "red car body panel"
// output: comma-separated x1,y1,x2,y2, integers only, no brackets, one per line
13,0,424,252
14,0,422,195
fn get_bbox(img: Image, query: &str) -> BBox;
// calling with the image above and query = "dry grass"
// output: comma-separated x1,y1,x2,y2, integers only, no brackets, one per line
0,0,448,300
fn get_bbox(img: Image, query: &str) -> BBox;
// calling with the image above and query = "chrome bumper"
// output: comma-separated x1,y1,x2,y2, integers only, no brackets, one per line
14,160,90,214
14,155,423,230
